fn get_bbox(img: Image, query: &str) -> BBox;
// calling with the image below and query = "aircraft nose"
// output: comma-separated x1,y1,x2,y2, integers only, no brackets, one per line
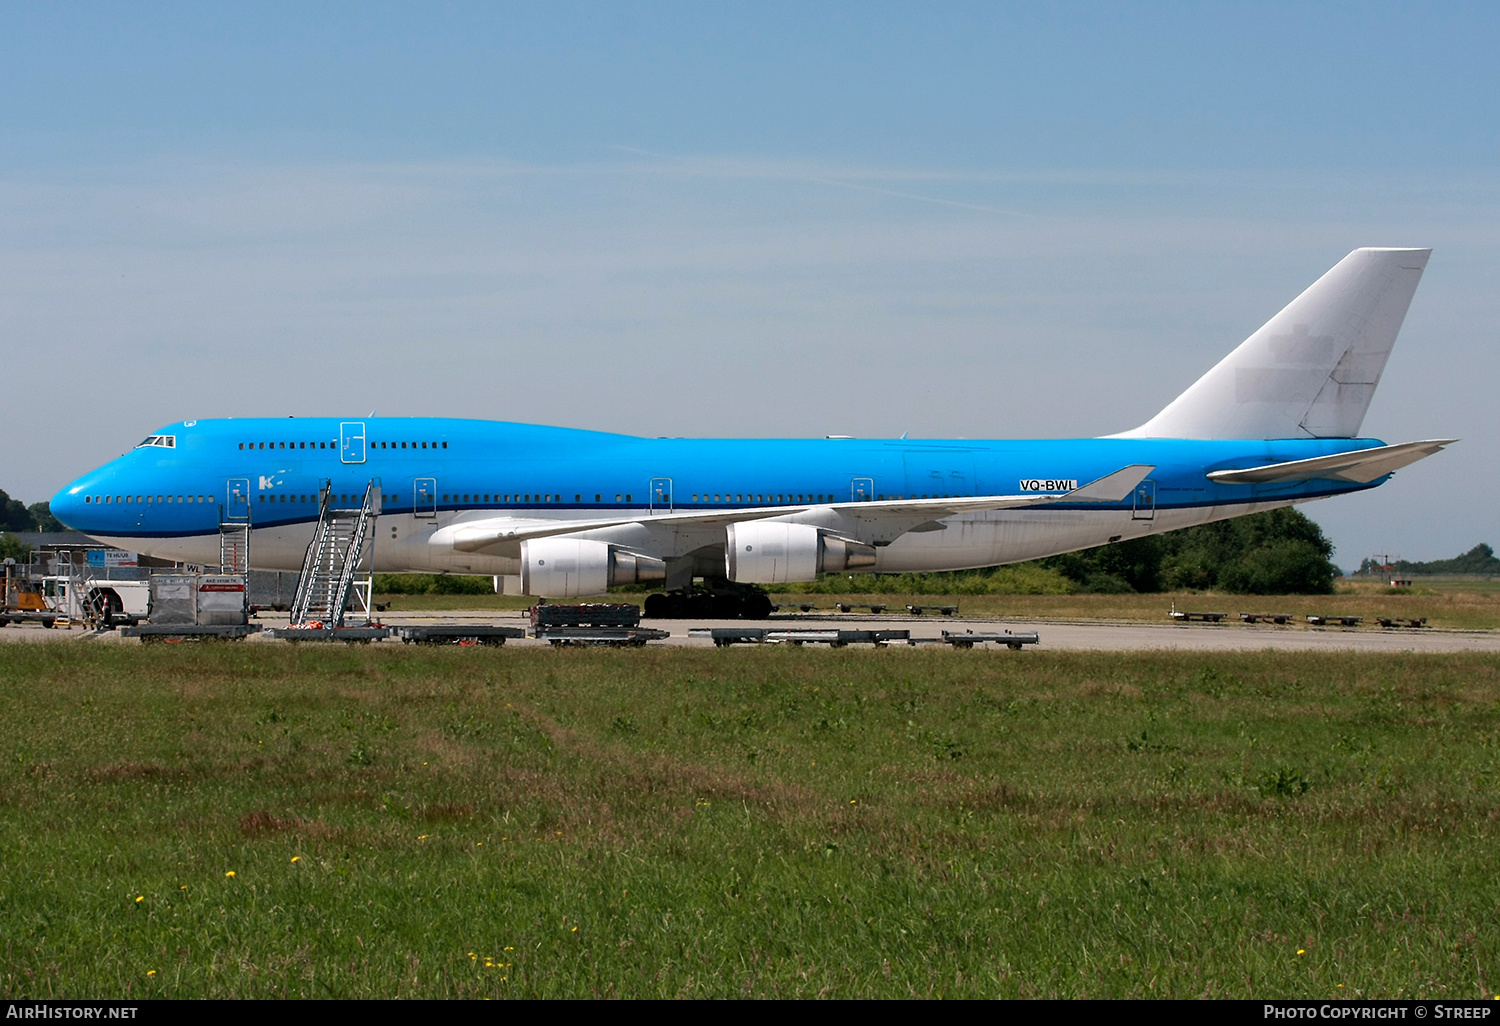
50,482,87,530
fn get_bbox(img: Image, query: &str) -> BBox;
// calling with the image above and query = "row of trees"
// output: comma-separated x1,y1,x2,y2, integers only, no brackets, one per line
0,489,62,533
1356,543,1500,577
782,507,1341,596
1039,507,1340,594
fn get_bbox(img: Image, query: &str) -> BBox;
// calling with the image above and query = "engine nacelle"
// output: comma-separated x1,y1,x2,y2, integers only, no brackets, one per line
520,538,666,597
724,522,877,584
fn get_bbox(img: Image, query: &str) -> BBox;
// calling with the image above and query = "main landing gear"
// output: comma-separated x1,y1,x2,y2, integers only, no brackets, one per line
642,580,774,620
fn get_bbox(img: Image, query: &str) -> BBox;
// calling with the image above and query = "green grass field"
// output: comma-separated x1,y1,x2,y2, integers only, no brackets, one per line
2,645,1497,998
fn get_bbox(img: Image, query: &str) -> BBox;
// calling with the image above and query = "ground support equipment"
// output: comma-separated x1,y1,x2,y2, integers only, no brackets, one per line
269,626,391,643
534,627,671,647
288,483,380,630
0,611,64,627
122,624,263,643
940,630,1040,650
396,625,525,646
689,627,911,647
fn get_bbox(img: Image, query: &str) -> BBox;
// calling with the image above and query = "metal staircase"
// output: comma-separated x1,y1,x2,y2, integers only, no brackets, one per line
219,479,252,574
289,482,380,629
219,523,250,574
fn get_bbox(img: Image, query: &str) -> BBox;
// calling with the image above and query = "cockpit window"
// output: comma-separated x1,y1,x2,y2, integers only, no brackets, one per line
135,435,177,449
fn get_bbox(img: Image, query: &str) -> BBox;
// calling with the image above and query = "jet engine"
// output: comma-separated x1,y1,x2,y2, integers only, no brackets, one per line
520,538,666,597
724,522,877,584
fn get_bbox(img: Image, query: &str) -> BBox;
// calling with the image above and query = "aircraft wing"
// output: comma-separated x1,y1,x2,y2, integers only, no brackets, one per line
1205,439,1456,486
447,465,1155,553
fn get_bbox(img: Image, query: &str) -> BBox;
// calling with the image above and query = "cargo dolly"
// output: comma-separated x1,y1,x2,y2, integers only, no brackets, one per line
1306,614,1363,627
396,624,526,646
269,625,391,643
122,624,263,642
690,627,910,647
530,602,670,647
689,627,1039,650
941,630,1040,650
537,627,672,647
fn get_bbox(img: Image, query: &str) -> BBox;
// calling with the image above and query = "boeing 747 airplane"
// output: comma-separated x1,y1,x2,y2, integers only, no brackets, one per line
50,248,1453,616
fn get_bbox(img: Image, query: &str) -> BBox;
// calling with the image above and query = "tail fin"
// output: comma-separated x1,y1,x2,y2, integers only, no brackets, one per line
1117,248,1430,439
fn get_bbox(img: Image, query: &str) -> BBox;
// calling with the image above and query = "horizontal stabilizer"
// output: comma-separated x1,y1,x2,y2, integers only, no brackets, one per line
1206,439,1456,485
1060,464,1155,503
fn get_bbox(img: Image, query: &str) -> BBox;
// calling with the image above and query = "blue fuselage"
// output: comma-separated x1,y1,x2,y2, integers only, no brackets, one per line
53,417,1382,545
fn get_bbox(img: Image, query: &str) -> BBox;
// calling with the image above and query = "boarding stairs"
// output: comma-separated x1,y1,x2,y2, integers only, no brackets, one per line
219,522,250,574
289,482,380,629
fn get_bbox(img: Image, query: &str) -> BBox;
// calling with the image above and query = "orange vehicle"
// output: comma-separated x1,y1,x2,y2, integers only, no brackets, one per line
1,559,61,627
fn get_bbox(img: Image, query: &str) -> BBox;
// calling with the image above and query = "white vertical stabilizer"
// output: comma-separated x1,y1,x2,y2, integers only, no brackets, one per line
1116,248,1430,439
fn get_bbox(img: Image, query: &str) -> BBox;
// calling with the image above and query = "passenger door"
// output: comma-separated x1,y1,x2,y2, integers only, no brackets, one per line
414,478,437,518
340,422,367,464
1132,479,1156,521
225,478,251,521
649,477,673,514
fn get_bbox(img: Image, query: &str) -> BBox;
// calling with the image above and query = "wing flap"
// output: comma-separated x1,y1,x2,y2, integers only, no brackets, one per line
1205,439,1456,485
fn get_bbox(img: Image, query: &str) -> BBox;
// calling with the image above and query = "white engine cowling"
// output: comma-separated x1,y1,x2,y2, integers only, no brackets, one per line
725,523,877,584
520,538,666,597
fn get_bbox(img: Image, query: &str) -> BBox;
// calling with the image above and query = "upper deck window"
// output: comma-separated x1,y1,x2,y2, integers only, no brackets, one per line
135,435,176,449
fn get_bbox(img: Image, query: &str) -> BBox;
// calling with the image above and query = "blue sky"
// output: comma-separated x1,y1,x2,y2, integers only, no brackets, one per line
3,3,1497,565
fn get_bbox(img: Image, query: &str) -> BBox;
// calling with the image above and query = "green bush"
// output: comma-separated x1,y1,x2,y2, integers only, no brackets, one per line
0,532,28,563
1042,507,1337,595
373,573,494,595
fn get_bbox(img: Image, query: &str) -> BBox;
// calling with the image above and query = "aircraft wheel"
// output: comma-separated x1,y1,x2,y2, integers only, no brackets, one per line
744,593,774,619
643,594,668,619
710,594,743,618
